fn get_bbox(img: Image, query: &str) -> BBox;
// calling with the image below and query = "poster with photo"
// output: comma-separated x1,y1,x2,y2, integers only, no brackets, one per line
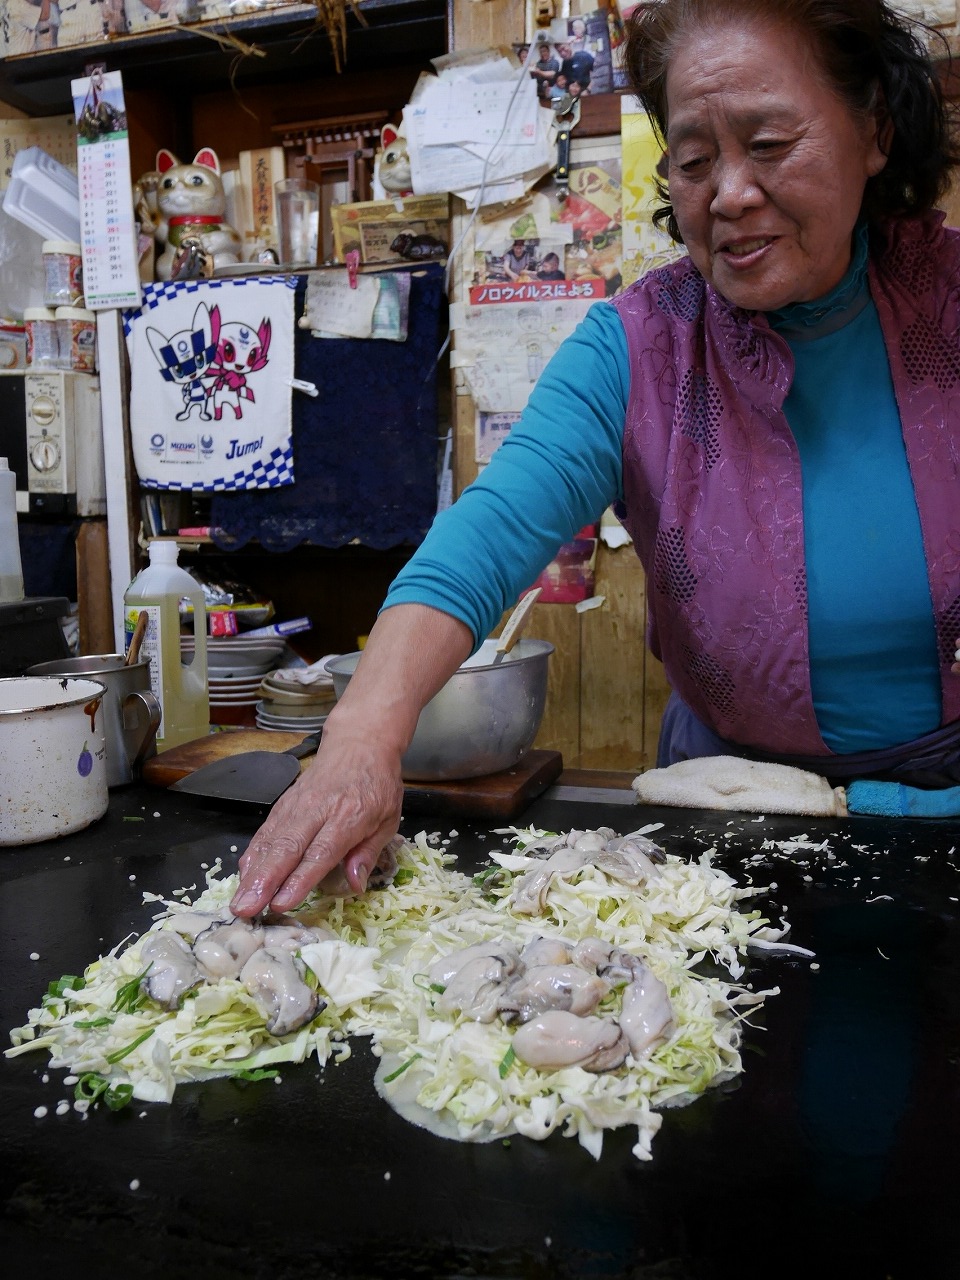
467,136,622,305
518,10,616,107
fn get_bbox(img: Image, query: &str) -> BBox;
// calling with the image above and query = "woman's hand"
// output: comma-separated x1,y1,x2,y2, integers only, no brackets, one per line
229,724,404,916
228,604,474,917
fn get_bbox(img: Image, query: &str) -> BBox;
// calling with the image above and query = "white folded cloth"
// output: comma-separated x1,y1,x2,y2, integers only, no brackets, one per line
632,755,848,818
269,656,339,687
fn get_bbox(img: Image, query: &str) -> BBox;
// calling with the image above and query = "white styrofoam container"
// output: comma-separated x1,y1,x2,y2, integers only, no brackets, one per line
2,146,81,244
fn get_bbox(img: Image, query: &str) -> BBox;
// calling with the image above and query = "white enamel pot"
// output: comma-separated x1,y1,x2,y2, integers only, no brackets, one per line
0,676,109,846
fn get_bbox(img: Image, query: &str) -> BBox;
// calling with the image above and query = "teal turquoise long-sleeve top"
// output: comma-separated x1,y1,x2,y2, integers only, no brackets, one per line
384,232,940,754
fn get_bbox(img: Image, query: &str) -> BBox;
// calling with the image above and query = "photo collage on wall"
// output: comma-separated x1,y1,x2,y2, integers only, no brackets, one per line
467,136,622,306
516,9,625,107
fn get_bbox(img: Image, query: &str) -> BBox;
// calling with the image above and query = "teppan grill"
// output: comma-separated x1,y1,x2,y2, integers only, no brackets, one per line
2,782,959,1280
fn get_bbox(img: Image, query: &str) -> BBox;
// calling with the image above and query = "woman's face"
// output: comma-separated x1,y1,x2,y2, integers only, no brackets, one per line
665,19,886,311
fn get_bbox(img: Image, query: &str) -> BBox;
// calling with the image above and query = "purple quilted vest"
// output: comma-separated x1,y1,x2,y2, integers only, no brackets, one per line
611,213,960,756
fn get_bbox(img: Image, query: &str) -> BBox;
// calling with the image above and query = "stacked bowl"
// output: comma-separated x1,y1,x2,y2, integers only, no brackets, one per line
256,666,336,732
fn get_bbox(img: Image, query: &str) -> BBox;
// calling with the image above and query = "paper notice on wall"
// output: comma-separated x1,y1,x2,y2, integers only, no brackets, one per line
451,297,593,412
403,55,555,207
301,270,380,339
476,409,521,463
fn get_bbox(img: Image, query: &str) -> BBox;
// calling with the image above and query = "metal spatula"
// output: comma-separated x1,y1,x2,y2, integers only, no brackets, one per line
492,588,541,665
170,728,323,806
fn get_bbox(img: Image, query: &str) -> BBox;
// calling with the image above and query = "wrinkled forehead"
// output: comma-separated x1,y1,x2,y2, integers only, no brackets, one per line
663,15,831,123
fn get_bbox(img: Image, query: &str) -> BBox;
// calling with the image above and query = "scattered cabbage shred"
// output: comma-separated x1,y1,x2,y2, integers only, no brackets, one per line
7,829,797,1161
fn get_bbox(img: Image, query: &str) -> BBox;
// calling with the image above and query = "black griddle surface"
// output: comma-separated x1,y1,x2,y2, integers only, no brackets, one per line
3,787,960,1279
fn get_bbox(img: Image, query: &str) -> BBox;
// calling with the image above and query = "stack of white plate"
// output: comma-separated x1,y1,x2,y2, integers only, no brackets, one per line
256,703,329,733
209,674,269,713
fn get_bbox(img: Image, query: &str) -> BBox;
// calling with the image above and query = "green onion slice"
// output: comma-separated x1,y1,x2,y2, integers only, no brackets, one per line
105,1028,155,1064
383,1053,422,1083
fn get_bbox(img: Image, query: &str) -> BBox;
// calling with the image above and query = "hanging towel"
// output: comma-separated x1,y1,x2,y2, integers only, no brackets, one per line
123,275,297,491
633,755,848,818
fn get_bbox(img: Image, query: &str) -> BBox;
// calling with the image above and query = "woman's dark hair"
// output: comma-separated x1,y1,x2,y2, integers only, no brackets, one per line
623,0,960,241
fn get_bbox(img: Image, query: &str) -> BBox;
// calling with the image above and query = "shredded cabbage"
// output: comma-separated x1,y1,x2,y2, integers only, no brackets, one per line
7,830,799,1161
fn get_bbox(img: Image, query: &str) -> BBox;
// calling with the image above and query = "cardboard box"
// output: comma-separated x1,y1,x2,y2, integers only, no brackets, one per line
331,194,450,266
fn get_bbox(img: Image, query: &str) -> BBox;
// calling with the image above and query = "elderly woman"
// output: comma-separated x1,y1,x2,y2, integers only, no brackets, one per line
232,0,960,917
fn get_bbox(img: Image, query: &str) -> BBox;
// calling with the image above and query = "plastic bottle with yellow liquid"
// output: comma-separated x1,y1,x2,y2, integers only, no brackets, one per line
124,540,208,751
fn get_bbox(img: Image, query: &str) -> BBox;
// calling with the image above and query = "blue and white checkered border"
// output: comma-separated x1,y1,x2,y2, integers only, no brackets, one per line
138,443,295,492
122,274,299,338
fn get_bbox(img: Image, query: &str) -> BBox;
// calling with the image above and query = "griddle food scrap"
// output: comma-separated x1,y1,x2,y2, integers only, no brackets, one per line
6,825,810,1161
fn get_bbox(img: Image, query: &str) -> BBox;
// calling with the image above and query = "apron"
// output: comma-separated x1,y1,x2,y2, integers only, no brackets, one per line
659,692,960,789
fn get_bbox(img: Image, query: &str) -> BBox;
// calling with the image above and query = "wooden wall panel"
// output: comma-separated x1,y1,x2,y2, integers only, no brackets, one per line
579,543,647,771
450,0,524,51
528,602,581,761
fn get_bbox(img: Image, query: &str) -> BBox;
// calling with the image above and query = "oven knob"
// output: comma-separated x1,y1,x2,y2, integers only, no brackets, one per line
30,438,60,471
29,394,58,428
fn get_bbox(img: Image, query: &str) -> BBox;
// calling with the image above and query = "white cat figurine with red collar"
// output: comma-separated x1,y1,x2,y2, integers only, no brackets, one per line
153,148,242,280
376,125,413,198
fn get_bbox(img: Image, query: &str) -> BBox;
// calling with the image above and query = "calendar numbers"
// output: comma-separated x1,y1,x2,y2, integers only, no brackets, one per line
72,71,140,310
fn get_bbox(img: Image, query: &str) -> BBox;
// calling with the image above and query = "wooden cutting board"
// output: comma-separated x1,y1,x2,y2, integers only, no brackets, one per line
141,730,563,820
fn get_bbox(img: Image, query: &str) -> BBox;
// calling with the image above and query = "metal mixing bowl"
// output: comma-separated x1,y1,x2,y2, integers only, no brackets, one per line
324,639,554,781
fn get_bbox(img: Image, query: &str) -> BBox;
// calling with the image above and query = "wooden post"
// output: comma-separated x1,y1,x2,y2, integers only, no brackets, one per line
76,519,114,655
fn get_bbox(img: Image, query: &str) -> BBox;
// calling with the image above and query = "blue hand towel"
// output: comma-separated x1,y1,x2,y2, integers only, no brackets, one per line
846,779,960,818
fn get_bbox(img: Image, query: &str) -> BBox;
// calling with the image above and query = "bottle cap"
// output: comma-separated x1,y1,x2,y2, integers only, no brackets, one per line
0,457,9,470
23,307,56,321
55,307,95,322
148,539,180,564
42,240,82,254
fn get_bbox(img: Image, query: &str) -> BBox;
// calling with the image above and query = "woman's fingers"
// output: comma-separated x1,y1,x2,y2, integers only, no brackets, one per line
270,821,397,912
230,748,403,916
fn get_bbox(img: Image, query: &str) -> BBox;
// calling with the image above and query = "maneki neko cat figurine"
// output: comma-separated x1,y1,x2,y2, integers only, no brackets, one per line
153,148,242,281
377,125,413,198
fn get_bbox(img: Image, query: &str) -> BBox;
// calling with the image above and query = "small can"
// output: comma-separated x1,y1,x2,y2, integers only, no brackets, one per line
55,306,97,373
42,240,84,308
23,307,59,368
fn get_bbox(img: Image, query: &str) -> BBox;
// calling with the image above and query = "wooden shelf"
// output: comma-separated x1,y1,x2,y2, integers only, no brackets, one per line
0,0,447,115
